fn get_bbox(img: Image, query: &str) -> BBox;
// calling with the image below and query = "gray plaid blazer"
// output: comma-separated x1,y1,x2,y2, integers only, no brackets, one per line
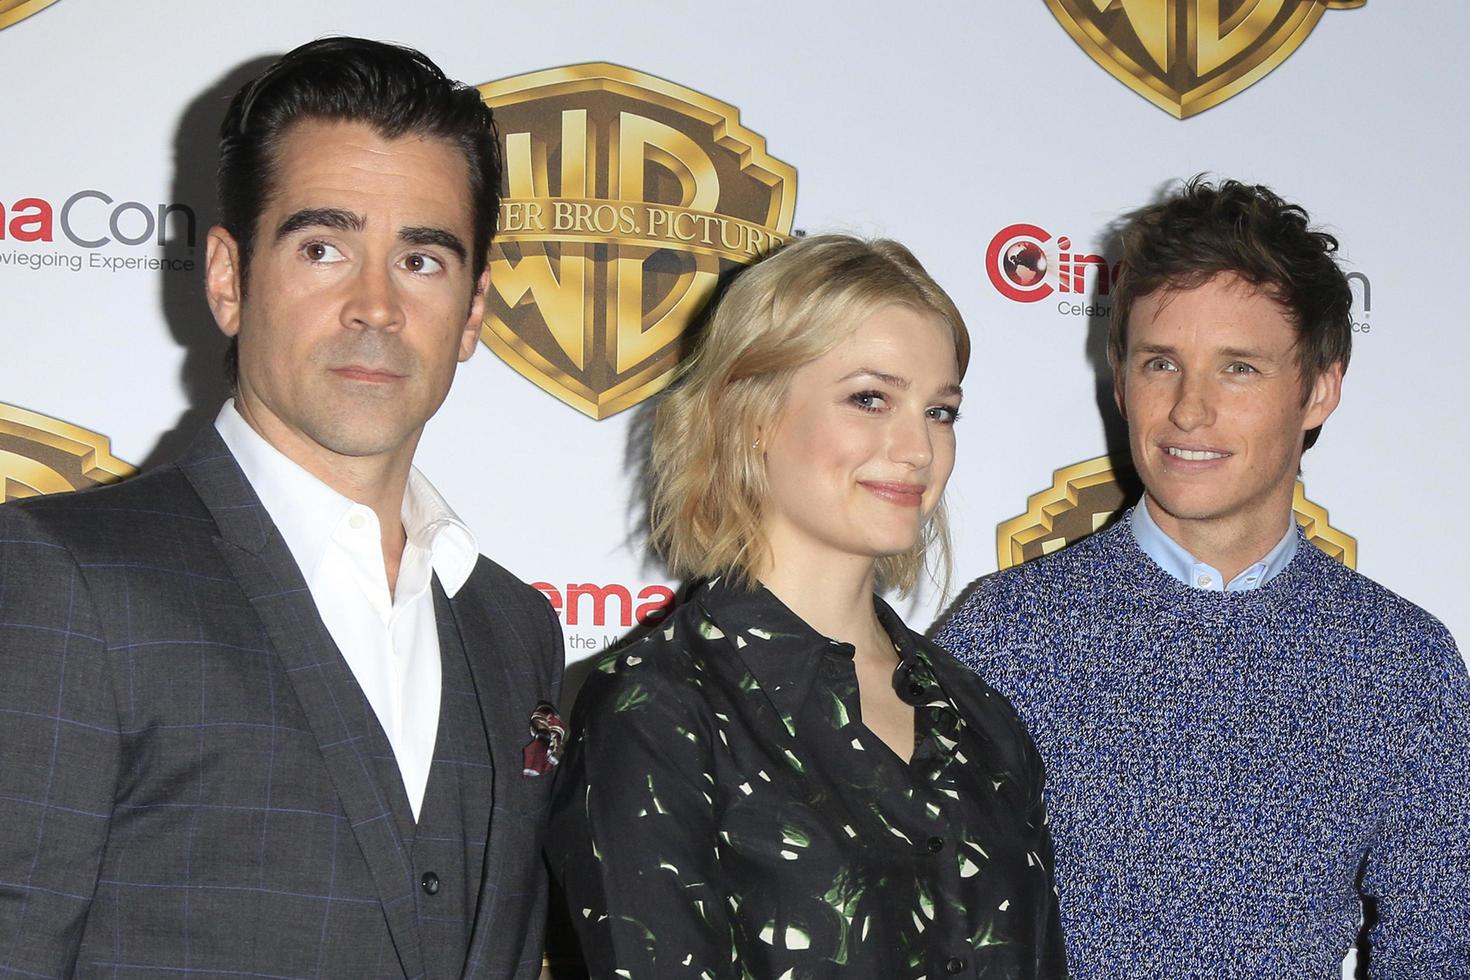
0,427,563,978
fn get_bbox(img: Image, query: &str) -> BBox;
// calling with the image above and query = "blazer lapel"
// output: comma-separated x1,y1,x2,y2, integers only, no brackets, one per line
438,568,528,974
178,429,426,979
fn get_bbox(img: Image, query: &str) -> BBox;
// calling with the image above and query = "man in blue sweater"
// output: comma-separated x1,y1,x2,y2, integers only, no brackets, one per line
938,178,1469,978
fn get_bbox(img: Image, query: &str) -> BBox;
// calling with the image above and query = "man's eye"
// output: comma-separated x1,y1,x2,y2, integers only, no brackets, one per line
402,253,445,275
1145,357,1177,372
302,241,344,263
1226,362,1258,374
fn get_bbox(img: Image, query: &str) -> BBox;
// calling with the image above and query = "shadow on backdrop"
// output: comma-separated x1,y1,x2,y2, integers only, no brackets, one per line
553,255,765,704
141,55,279,472
930,206,1141,634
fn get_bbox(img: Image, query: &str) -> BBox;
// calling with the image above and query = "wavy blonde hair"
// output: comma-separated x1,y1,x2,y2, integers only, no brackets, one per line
649,234,970,594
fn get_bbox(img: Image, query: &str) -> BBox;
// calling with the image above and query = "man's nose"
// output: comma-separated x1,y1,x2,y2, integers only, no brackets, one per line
341,261,404,332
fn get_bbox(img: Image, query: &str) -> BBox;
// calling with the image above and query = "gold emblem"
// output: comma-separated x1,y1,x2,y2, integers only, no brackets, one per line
996,455,1355,569
1044,0,1365,118
1,402,135,502
0,0,62,30
477,63,797,419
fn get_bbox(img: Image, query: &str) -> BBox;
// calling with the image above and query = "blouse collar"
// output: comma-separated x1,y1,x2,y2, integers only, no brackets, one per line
692,576,927,727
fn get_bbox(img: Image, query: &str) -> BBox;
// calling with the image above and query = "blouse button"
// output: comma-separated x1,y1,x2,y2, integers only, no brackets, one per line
926,836,945,853
945,956,966,974
907,681,926,698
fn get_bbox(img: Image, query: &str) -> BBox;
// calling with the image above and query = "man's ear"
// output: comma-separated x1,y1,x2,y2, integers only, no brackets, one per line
1303,361,1344,431
205,226,244,338
458,266,490,362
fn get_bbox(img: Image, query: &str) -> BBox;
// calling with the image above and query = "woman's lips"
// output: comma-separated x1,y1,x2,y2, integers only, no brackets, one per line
860,480,925,507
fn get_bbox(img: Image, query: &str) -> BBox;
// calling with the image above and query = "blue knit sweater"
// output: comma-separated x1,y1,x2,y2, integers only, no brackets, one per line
936,516,1470,979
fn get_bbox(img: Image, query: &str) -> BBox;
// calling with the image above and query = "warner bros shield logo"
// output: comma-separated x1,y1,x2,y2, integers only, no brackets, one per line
477,64,797,419
0,0,63,31
0,402,135,502
995,455,1355,570
1044,0,1365,118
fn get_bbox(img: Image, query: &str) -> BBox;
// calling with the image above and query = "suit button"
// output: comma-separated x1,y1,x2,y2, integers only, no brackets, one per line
908,681,926,698
946,956,966,974
421,871,440,896
927,836,945,853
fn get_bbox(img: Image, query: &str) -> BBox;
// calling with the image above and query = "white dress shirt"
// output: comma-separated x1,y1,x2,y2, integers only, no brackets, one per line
216,402,479,819
1130,495,1297,592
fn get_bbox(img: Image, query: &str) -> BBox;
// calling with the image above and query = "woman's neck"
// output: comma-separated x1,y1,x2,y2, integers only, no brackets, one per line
756,547,882,649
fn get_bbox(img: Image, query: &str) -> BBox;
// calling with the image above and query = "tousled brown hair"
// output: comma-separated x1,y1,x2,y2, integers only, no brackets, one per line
1109,176,1352,449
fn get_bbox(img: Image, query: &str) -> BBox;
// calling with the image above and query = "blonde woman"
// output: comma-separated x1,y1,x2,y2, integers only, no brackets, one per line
547,235,1066,979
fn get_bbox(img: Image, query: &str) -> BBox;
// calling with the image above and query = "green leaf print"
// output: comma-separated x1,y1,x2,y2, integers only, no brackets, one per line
614,684,652,713
826,689,851,729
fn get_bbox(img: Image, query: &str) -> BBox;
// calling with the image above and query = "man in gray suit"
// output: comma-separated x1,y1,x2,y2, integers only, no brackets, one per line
0,38,564,978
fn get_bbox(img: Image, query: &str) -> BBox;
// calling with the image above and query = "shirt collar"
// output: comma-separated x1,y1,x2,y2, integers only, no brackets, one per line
402,468,479,596
1129,495,1298,592
693,576,924,727
214,401,479,597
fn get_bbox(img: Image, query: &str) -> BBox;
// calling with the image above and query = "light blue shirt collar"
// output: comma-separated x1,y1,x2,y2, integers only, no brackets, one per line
1129,496,1297,592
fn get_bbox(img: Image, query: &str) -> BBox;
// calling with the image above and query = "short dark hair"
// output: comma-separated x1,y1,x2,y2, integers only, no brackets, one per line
1108,176,1352,450
217,36,501,387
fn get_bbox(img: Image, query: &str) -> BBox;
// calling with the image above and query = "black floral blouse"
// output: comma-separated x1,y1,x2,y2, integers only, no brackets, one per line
547,578,1067,979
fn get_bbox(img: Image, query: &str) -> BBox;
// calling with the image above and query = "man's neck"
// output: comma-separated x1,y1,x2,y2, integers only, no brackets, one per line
1142,494,1293,584
234,400,414,592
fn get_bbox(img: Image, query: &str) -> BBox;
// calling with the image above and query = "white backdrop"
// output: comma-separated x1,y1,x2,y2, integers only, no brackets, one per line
3,0,1465,664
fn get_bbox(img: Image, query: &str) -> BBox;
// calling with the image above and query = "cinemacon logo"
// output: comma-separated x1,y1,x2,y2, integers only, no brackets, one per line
985,222,1119,316
532,581,675,628
1,191,196,248
986,220,1375,332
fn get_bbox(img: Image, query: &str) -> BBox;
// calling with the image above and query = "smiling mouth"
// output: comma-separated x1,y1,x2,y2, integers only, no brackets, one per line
860,481,926,506
1164,446,1230,461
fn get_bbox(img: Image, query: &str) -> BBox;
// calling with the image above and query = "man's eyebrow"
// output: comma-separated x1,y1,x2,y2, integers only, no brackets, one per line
274,207,363,241
399,226,467,263
1217,346,1275,361
1134,342,1279,361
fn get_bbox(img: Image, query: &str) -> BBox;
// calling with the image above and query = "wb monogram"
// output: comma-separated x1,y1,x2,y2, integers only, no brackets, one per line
477,64,796,419
1046,0,1364,118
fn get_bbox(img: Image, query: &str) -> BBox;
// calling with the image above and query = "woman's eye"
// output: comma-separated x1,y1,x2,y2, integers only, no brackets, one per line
402,252,445,275
928,405,961,424
849,390,886,412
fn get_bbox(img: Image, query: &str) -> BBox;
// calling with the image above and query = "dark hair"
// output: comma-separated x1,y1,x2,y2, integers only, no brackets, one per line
1108,176,1352,450
217,36,501,387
